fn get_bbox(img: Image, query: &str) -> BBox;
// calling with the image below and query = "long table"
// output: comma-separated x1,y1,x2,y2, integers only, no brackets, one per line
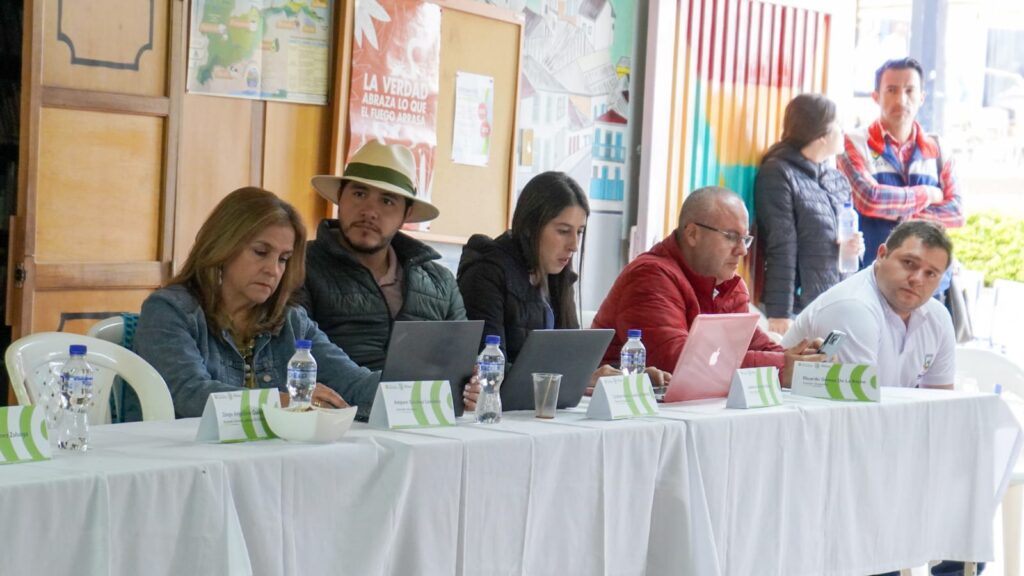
1,388,1019,576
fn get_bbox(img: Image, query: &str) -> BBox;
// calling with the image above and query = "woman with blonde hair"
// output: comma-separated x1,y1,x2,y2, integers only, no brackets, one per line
135,187,378,418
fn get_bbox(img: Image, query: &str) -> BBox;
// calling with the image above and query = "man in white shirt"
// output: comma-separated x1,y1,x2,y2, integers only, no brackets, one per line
782,220,955,389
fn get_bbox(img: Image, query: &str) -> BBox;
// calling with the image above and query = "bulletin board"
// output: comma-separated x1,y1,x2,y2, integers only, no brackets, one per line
429,2,522,240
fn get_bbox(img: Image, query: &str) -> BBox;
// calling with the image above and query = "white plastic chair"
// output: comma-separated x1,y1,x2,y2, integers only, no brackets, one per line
956,346,1024,576
5,332,174,423
87,315,125,345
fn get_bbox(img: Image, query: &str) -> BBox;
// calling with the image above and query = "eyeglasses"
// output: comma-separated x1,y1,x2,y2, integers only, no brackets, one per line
693,222,754,248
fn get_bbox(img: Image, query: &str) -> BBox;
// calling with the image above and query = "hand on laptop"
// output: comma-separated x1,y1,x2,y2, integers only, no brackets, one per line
780,338,826,388
462,368,481,412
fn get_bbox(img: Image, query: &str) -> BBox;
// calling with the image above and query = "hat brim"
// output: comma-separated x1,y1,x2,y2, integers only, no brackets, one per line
311,175,440,223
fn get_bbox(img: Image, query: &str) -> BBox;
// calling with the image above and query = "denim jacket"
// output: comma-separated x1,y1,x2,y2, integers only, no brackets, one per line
135,284,380,419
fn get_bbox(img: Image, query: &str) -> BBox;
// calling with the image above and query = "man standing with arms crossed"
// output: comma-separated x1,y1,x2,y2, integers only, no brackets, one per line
839,57,964,272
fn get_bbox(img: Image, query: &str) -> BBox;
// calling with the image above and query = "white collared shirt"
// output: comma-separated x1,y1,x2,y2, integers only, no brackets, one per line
782,268,955,388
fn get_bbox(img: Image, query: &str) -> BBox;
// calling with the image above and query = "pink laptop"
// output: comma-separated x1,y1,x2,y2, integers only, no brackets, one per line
663,313,760,402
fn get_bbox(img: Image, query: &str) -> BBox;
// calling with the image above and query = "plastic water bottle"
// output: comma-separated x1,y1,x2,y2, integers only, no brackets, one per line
620,329,647,376
286,339,317,408
58,345,94,451
475,335,505,424
837,201,860,273
39,365,64,448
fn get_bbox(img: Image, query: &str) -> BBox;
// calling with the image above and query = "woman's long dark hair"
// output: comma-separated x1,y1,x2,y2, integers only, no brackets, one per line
510,171,589,328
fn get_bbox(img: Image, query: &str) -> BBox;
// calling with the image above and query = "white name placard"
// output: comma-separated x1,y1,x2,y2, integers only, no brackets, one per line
0,406,52,465
791,361,879,402
196,388,281,442
369,381,456,429
587,373,659,420
726,366,783,409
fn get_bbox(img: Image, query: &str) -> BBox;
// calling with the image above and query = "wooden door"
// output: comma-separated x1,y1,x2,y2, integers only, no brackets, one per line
6,0,184,377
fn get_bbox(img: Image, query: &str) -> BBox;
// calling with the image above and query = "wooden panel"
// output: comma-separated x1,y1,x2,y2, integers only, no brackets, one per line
36,108,163,262
31,289,153,334
174,94,254,269
431,7,520,238
262,102,331,236
41,86,170,116
34,262,168,290
42,0,168,96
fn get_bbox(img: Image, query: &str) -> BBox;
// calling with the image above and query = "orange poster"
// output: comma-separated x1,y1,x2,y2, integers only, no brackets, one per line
348,0,440,202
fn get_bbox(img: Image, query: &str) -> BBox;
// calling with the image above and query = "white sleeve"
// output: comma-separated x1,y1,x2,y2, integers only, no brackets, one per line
920,311,956,387
807,299,883,366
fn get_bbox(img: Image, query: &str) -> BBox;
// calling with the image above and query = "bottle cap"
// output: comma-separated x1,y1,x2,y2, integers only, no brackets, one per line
627,329,642,339
295,339,312,350
843,201,852,209
485,335,501,346
69,344,87,356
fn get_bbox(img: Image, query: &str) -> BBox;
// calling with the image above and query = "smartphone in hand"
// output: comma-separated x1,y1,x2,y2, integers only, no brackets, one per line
817,330,846,357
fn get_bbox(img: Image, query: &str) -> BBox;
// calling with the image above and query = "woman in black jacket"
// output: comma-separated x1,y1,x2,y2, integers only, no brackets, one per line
755,93,863,335
458,172,589,363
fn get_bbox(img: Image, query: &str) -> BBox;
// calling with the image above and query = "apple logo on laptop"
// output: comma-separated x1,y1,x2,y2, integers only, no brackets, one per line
709,348,721,366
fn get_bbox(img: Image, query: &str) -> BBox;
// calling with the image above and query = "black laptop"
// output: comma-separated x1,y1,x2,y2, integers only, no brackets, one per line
500,329,615,411
381,320,484,417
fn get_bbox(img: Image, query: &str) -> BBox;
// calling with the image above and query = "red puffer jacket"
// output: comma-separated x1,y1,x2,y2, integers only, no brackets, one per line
593,231,784,372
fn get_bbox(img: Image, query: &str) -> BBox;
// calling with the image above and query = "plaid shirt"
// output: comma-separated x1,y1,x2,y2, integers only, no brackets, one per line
838,120,964,227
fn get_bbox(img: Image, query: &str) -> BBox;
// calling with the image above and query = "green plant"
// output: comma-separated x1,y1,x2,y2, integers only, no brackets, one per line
948,211,1024,285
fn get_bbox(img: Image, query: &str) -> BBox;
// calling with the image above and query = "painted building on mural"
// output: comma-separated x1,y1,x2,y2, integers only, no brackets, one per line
591,108,626,202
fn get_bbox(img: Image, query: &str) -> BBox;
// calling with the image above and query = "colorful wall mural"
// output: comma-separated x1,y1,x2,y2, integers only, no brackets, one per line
674,0,830,218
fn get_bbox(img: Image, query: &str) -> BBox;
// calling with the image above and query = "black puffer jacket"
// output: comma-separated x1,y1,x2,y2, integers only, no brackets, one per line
301,220,466,371
457,232,577,364
754,142,852,318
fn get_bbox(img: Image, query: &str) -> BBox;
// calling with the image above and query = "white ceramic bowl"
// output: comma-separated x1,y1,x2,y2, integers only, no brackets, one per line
262,404,357,443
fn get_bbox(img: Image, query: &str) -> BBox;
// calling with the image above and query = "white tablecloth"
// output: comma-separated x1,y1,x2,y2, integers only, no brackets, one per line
1,389,1019,576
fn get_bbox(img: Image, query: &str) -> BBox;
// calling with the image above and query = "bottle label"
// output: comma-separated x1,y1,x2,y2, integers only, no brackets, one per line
287,367,316,381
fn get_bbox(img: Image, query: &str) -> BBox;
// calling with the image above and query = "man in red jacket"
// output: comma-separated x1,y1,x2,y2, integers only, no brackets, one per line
593,186,822,386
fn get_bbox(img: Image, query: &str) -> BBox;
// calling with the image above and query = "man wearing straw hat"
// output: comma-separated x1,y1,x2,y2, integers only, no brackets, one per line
303,140,467,374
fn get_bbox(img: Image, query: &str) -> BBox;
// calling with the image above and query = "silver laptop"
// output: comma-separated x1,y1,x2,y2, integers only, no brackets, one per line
500,329,615,411
381,320,484,417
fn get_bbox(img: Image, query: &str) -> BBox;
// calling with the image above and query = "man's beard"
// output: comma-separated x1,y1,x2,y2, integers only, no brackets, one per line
339,225,391,255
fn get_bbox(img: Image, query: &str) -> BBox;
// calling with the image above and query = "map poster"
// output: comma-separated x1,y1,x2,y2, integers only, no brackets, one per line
348,0,440,209
187,0,332,105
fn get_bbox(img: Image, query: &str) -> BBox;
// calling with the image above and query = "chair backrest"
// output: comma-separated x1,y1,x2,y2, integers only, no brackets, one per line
5,332,175,422
993,280,1024,355
87,316,125,345
955,346,1024,395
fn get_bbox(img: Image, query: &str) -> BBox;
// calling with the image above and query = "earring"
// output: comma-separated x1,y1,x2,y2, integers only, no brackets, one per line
217,267,223,286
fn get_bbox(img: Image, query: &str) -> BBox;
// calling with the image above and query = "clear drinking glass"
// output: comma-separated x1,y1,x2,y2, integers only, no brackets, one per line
532,373,561,419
